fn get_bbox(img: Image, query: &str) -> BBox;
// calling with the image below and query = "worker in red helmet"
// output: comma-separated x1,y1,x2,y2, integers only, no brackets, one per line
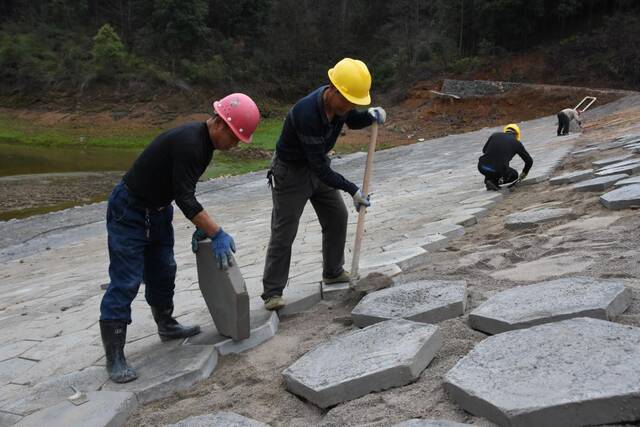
99,93,260,384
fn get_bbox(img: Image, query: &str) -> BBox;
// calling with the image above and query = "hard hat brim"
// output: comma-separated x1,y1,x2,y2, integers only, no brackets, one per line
328,69,372,106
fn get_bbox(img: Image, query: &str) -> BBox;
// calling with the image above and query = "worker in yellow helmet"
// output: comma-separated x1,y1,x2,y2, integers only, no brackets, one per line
261,58,386,311
478,123,533,191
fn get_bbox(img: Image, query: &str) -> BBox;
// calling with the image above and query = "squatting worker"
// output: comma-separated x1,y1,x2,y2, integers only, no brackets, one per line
261,58,386,311
557,107,582,136
99,93,260,383
478,123,533,191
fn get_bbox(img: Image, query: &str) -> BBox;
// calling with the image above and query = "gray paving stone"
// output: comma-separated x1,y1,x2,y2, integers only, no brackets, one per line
196,243,250,341
351,280,467,328
359,263,402,279
444,318,640,427
13,391,137,427
283,319,442,408
420,221,465,239
382,233,449,253
392,420,472,427
572,173,629,192
614,176,640,187
166,411,270,427
548,169,593,185
504,208,574,230
184,310,278,356
468,277,631,334
595,163,640,177
0,358,36,384
0,341,38,363
278,282,322,316
1,367,108,416
0,413,21,427
359,248,428,272
571,147,599,156
599,158,640,171
592,154,636,167
601,184,640,209
102,344,217,404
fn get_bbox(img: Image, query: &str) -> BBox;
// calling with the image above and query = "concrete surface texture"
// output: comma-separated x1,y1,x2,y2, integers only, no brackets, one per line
282,319,442,408
444,318,640,427
548,169,593,184
165,411,270,427
468,277,632,334
351,280,467,327
391,420,473,427
572,173,629,191
1,95,638,425
195,243,250,340
601,184,640,209
504,208,574,229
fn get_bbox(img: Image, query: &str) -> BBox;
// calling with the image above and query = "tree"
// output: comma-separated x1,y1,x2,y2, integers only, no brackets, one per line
91,23,127,79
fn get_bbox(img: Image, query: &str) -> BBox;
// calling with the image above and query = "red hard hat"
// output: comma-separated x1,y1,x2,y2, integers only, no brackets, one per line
213,93,260,143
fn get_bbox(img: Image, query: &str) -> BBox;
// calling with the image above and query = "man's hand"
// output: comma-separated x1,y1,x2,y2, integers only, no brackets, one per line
352,188,371,211
367,107,387,124
191,228,208,253
210,228,236,270
519,171,528,182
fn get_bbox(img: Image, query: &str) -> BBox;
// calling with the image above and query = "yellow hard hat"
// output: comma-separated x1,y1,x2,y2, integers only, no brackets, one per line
328,58,372,106
504,123,521,141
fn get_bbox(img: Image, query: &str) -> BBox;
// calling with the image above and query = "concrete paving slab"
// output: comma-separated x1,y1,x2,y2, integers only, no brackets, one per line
504,208,574,230
102,344,217,404
614,176,640,187
195,242,250,341
419,221,465,239
601,184,640,209
469,277,631,334
1,367,108,416
392,420,472,427
548,169,593,185
185,310,278,356
12,391,136,427
572,173,629,192
0,341,38,363
571,147,599,156
359,263,402,279
321,282,352,302
599,158,640,171
382,233,449,253
595,163,640,176
0,412,22,427
278,282,322,316
351,280,467,328
166,411,270,427
0,358,37,384
592,154,636,167
359,248,428,271
283,319,442,408
490,254,594,282
444,318,640,427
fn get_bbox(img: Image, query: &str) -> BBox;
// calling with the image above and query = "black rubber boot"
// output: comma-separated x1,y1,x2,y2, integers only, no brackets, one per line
99,320,138,383
484,178,500,191
151,305,201,342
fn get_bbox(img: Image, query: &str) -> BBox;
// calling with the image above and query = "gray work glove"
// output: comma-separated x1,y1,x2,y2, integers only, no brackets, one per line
191,228,208,253
367,107,387,124
352,188,371,211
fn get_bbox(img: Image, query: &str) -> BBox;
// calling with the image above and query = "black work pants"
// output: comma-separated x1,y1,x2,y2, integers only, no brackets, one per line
478,162,519,188
262,156,348,299
557,112,570,136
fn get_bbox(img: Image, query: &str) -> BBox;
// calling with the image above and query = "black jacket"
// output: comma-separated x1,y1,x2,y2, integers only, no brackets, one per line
479,132,533,175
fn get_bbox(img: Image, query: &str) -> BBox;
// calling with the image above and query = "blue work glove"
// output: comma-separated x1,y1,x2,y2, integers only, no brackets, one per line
191,228,208,253
210,228,236,270
352,188,371,211
367,106,387,124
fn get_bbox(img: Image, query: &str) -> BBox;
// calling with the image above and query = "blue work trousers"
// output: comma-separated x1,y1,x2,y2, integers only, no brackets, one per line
100,181,176,323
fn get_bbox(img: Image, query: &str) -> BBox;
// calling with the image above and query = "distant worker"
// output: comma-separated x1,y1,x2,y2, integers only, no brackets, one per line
478,124,533,191
557,107,582,136
99,93,260,383
261,58,386,311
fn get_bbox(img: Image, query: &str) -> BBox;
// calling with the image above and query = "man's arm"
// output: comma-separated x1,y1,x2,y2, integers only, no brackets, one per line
298,133,358,194
191,210,220,236
344,109,374,130
517,143,534,175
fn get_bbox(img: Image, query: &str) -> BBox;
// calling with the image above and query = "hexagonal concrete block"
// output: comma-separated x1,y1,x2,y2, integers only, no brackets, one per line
185,309,278,356
601,184,640,209
167,411,270,427
549,169,593,185
351,280,467,328
13,391,137,427
102,344,217,404
283,319,442,408
468,277,631,334
392,420,472,427
504,208,574,230
444,318,640,427
196,241,250,340
572,174,628,192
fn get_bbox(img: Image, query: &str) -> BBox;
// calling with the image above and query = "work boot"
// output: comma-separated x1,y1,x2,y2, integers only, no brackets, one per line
99,320,138,384
323,270,353,284
264,295,285,311
151,305,201,342
484,179,500,191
